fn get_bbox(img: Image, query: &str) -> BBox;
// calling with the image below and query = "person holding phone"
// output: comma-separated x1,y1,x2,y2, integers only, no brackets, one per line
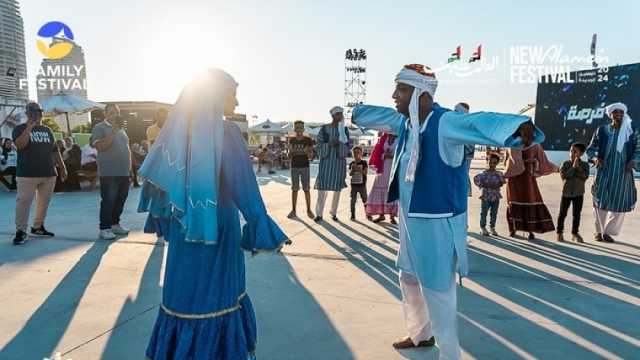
91,104,132,240
11,102,67,245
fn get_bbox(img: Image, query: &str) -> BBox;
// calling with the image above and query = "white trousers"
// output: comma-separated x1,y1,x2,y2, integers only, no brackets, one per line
316,190,341,217
399,271,461,360
594,207,626,236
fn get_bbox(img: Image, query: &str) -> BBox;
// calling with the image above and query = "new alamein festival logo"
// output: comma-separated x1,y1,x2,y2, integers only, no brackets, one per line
19,21,87,92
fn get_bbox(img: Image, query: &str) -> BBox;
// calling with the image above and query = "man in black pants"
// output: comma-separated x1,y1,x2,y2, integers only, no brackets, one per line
91,104,132,240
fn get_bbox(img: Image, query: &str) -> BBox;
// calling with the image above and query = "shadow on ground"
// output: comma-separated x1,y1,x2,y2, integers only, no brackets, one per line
458,232,639,359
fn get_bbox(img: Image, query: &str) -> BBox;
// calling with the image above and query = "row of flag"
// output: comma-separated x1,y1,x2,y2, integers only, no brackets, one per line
447,45,482,63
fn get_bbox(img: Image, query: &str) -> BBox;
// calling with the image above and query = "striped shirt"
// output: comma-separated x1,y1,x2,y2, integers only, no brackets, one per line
589,125,639,212
314,125,349,191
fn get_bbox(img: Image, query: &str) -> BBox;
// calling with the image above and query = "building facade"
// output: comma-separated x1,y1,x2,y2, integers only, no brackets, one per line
0,0,28,139
0,0,28,100
93,102,249,145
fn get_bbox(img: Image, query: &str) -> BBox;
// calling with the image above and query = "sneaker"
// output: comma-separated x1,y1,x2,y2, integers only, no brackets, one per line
99,229,117,240
572,233,584,243
331,215,339,222
314,216,323,223
13,230,28,245
481,227,490,236
30,226,54,237
556,233,565,242
287,211,297,219
490,227,499,236
111,224,130,235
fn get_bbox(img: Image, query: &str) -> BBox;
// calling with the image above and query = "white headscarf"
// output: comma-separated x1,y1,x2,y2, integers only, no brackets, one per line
395,65,438,182
329,106,349,144
605,102,634,153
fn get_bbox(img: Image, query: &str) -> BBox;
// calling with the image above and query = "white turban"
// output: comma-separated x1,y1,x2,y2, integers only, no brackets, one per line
395,65,438,182
605,102,634,154
329,106,348,144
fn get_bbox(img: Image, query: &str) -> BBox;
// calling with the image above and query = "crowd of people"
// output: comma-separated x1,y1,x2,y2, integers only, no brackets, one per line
3,65,638,360
470,101,638,245
0,138,17,190
274,101,638,250
256,141,290,174
6,102,169,243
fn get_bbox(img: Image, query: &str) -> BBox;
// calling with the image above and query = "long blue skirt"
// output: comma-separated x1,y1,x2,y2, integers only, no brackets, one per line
141,186,258,360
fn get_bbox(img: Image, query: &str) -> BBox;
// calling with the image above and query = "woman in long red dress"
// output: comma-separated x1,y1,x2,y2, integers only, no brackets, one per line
504,143,558,240
366,133,398,223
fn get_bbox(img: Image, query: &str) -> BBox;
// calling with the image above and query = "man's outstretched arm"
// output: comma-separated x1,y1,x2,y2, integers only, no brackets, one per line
440,111,544,148
351,105,405,135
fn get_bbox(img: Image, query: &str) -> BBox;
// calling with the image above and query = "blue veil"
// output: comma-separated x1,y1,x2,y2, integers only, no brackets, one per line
138,69,237,244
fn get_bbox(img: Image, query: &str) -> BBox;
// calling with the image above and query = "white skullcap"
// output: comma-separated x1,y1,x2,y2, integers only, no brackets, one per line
330,106,344,116
328,106,348,144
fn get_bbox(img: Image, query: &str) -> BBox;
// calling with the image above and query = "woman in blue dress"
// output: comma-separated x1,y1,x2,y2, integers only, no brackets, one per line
138,69,288,360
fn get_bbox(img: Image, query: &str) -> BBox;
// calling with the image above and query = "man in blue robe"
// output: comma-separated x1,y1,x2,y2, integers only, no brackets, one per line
314,106,350,222
352,64,543,360
587,102,638,243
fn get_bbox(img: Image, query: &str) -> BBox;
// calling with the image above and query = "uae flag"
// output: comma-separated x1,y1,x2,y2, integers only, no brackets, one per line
469,45,482,62
447,46,461,63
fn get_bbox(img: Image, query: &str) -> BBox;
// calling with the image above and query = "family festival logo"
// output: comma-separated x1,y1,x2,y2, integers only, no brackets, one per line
19,21,87,93
36,21,74,60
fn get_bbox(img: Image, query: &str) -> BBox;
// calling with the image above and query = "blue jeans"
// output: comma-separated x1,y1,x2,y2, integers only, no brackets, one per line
99,176,130,230
480,200,499,228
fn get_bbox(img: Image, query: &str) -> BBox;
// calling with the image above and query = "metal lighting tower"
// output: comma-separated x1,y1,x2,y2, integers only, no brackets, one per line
344,48,367,121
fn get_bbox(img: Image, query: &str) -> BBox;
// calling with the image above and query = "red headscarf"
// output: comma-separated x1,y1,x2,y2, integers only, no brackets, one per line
369,133,388,174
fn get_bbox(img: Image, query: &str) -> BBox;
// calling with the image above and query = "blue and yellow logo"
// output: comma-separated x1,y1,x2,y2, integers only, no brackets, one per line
36,21,74,59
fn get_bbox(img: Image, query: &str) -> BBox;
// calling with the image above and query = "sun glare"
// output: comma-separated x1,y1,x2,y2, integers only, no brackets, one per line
139,23,233,103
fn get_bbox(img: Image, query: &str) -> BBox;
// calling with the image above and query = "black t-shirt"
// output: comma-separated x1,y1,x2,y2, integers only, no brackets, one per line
12,124,58,177
349,159,368,185
289,136,314,168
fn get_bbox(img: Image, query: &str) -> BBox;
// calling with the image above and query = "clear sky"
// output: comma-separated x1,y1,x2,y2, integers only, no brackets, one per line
20,0,640,123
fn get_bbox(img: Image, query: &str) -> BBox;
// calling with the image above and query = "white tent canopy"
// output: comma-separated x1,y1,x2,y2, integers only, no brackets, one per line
248,119,286,134
40,92,105,134
40,92,105,115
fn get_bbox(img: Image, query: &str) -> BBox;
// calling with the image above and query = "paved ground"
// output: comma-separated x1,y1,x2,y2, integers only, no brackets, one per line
0,161,638,360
